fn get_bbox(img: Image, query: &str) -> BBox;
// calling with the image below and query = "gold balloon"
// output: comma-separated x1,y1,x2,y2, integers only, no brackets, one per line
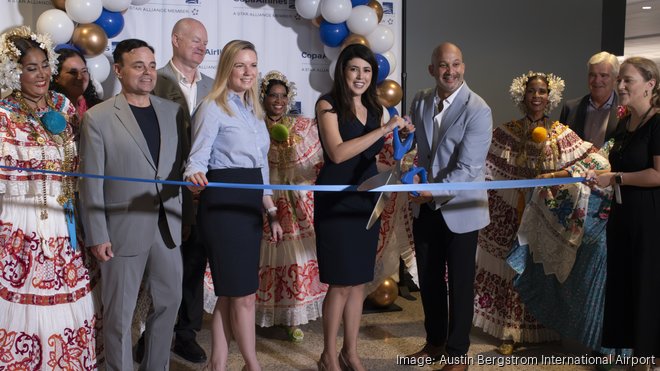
377,79,403,107
51,0,66,10
367,0,384,23
72,24,108,57
311,15,323,28
341,34,370,50
367,278,399,307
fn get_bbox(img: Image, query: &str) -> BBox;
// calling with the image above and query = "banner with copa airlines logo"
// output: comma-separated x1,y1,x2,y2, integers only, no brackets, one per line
0,0,402,117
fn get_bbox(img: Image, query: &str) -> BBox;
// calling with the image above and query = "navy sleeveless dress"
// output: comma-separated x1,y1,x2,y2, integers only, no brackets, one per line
314,94,384,285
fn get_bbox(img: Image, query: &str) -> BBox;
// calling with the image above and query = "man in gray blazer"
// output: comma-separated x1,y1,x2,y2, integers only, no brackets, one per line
149,17,213,364
79,39,189,371
559,51,620,147
407,42,492,371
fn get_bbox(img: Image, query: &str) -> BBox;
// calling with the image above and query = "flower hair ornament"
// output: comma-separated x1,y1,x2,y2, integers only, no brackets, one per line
509,71,565,115
259,70,297,113
0,26,59,91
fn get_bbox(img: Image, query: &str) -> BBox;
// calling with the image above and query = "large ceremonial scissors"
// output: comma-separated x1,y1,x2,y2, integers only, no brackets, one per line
358,127,426,229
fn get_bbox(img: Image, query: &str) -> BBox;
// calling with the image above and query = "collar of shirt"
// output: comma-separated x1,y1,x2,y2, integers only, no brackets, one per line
228,91,255,113
588,91,615,111
433,82,464,115
169,60,201,86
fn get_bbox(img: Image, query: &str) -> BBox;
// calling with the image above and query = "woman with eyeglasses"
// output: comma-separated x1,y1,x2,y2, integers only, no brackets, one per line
50,48,102,117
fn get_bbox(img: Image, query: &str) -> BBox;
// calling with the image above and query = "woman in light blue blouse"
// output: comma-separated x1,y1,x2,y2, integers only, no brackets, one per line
185,39,282,371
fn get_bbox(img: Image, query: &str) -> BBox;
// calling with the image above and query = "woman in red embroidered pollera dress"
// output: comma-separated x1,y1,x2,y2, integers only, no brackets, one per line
0,26,100,370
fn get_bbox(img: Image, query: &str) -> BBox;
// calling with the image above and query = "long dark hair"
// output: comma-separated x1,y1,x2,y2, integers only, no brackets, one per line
328,44,382,123
50,48,102,107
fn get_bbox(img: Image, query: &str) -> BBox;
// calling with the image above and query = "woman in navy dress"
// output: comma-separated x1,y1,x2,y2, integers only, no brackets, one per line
314,44,413,371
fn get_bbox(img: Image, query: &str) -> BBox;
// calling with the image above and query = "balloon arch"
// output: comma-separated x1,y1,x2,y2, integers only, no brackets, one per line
296,0,402,118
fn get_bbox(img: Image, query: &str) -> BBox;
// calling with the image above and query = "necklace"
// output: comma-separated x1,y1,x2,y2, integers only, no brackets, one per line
512,117,559,175
13,91,68,146
11,91,75,220
616,106,656,158
626,105,655,132
21,94,46,108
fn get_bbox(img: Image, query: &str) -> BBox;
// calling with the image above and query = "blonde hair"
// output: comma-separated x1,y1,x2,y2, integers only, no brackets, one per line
206,40,262,118
622,56,660,107
588,51,620,76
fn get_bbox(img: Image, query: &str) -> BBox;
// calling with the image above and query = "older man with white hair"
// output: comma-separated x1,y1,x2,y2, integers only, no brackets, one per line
560,51,620,147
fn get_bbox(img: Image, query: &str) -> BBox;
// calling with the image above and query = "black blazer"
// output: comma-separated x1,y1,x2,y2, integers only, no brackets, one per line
559,92,619,146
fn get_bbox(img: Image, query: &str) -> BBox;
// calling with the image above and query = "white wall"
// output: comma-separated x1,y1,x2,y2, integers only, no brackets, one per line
403,0,604,125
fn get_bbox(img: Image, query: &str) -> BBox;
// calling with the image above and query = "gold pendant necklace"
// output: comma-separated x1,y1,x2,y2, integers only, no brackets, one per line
12,92,74,219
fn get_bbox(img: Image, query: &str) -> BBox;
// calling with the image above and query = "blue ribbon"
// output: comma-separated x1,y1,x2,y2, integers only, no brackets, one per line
64,199,77,250
0,165,585,192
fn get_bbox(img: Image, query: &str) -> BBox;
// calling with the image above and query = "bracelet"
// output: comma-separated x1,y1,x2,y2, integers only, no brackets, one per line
266,206,277,215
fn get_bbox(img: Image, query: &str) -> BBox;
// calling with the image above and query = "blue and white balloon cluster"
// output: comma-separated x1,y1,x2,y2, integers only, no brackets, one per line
35,0,151,85
296,0,401,114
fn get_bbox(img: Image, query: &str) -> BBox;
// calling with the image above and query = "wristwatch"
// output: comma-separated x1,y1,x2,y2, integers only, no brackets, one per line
614,172,623,185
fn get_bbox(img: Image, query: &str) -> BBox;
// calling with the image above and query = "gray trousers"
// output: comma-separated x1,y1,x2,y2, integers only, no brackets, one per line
99,225,183,371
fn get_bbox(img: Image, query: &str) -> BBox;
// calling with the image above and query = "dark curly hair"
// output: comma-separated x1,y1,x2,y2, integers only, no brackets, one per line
50,48,102,107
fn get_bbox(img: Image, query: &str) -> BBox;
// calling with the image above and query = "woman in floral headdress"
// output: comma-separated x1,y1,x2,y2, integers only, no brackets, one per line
472,71,607,354
0,26,99,369
254,70,327,341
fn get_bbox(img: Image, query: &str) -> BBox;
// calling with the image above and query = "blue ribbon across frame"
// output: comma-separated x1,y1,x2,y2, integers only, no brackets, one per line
0,165,585,192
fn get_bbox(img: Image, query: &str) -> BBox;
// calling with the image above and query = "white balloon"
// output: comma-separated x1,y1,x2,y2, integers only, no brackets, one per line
329,59,337,80
295,0,322,20
102,0,131,12
366,25,394,54
321,0,352,24
65,0,103,24
382,50,396,76
346,5,378,36
36,9,74,45
323,45,341,61
91,77,104,99
131,0,151,5
87,54,111,82
382,105,390,124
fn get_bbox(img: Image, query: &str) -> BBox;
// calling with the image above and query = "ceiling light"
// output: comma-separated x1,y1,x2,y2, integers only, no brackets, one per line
642,6,652,9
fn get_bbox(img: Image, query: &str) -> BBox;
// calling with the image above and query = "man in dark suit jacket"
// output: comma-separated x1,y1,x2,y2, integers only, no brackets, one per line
150,17,214,364
79,39,190,371
559,51,620,147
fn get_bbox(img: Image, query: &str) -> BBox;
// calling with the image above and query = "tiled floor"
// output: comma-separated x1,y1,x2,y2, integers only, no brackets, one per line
158,292,617,371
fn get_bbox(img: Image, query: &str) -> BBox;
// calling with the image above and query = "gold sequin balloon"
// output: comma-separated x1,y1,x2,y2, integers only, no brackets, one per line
367,278,399,307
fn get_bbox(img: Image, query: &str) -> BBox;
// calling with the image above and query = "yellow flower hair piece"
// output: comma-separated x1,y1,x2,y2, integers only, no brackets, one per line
509,71,565,115
0,26,59,91
259,70,297,113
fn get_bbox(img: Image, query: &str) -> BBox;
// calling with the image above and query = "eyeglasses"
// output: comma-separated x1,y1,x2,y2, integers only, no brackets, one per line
266,93,287,100
64,69,89,77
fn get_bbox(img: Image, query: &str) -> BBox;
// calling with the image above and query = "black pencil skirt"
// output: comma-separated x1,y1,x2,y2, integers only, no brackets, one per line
198,168,264,297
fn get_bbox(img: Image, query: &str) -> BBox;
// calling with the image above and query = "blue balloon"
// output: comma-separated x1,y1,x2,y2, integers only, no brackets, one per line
319,20,349,48
93,8,125,39
375,53,390,83
351,0,370,6
55,43,82,53
387,106,399,118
